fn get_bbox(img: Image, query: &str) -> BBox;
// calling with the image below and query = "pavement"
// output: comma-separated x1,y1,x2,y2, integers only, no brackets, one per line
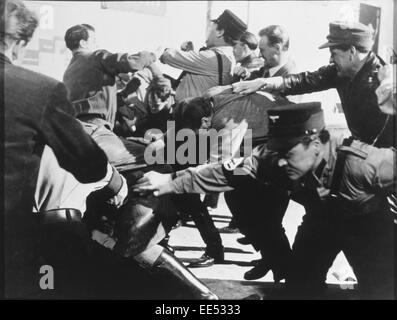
168,193,358,300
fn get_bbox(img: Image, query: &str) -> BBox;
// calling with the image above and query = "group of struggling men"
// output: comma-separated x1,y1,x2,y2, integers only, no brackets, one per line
2,0,396,299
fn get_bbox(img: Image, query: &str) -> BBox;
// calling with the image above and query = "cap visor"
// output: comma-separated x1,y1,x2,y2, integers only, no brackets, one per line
267,136,302,153
318,41,343,49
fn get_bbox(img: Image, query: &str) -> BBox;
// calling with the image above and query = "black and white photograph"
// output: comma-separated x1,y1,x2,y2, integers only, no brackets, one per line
1,0,396,304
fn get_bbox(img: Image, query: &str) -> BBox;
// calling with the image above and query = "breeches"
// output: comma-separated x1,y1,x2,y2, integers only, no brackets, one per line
288,205,395,299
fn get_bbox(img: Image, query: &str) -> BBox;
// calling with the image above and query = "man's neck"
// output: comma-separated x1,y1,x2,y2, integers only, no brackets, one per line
210,39,229,49
277,52,289,68
72,48,91,55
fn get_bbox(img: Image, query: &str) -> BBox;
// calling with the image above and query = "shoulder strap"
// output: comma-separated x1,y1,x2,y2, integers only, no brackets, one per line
329,137,354,197
214,50,223,85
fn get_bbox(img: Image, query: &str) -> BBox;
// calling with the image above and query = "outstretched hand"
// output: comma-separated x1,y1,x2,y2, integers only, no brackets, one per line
203,85,233,98
231,78,265,94
133,171,173,196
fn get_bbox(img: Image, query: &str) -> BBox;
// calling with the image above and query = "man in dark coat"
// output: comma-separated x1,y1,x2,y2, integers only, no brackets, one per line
2,0,125,298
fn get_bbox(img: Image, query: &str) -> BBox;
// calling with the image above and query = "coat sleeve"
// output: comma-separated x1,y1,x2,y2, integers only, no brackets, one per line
39,82,109,183
282,64,340,95
160,48,219,76
94,49,156,76
168,152,267,194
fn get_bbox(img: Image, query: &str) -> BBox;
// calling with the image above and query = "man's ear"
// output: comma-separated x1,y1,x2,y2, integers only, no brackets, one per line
349,45,357,60
79,38,87,49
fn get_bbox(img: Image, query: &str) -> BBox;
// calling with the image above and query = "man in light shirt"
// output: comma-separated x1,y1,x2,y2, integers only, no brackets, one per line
160,9,247,102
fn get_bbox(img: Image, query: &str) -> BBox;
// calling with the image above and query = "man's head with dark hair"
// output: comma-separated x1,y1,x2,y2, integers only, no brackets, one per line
0,0,38,59
206,10,247,48
233,31,258,63
147,76,173,114
258,25,290,68
64,23,96,52
172,97,214,133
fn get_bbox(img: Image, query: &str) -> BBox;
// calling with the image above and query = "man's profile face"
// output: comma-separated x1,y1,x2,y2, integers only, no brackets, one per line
233,41,250,62
329,47,352,77
277,142,318,180
259,35,281,68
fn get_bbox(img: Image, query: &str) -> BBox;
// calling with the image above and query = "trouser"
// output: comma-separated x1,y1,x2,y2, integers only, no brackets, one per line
286,202,395,299
224,181,291,270
172,194,223,256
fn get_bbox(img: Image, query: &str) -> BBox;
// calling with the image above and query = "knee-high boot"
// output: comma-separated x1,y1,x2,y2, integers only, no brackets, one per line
153,249,218,300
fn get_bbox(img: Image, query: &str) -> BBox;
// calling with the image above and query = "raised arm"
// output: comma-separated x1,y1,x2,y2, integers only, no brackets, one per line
160,48,219,76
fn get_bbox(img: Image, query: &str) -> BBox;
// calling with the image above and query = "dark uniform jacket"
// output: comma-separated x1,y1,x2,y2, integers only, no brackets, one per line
169,136,395,212
281,52,395,148
2,52,109,297
63,50,155,129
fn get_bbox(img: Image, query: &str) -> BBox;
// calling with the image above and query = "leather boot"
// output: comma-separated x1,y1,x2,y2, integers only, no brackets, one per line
153,249,218,300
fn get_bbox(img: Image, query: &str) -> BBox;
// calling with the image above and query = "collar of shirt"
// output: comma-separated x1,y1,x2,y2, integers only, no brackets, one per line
269,62,286,77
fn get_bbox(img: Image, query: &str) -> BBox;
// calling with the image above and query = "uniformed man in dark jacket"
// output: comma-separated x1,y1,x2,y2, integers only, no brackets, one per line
1,0,126,298
134,102,395,299
232,21,395,149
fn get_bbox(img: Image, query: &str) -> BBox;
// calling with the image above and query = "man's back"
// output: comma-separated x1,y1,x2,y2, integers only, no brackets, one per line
3,54,65,216
63,50,118,126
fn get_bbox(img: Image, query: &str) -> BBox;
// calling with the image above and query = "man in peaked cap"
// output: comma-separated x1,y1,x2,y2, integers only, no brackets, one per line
266,103,395,299
232,20,395,149
134,101,395,299
161,9,247,102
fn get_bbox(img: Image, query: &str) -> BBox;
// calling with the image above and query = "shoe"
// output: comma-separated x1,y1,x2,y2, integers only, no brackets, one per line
153,249,219,299
236,236,251,245
218,226,240,234
243,293,265,300
188,252,224,268
244,259,287,282
244,260,272,280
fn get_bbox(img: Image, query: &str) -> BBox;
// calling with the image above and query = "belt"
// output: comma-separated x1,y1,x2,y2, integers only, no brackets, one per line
38,208,82,224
